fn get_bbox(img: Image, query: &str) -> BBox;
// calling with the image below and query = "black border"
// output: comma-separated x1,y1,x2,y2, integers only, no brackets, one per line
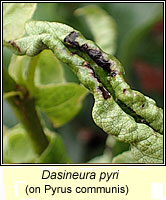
1,0,165,166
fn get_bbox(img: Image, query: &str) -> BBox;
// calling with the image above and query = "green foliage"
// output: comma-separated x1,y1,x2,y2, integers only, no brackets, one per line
3,3,163,163
3,124,70,163
3,124,37,163
36,84,87,127
112,151,137,163
3,3,37,41
34,50,65,85
88,151,111,163
4,20,163,163
8,49,88,127
36,129,70,163
75,5,117,55
3,3,87,163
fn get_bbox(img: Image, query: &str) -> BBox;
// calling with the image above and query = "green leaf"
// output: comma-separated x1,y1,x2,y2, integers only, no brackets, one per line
88,151,111,163
75,5,117,55
8,49,65,96
3,124,37,163
36,129,70,163
8,54,37,96
112,151,137,163
3,3,36,41
3,124,70,164
106,135,130,157
34,49,65,85
8,54,30,85
35,83,88,127
5,20,163,163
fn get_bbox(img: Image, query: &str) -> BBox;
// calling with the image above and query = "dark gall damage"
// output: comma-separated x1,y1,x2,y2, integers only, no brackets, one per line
64,31,79,48
83,61,101,83
80,44,111,73
64,33,153,129
83,61,95,77
6,40,21,52
64,31,111,73
123,89,127,94
83,61,92,69
110,70,117,77
98,86,111,100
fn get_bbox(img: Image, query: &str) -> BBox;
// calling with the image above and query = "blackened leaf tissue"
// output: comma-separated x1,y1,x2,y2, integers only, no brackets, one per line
64,32,111,73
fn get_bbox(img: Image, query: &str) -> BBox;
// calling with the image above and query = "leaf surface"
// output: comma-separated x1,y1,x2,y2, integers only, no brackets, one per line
3,124,70,163
3,124,37,163
35,50,65,85
112,151,137,163
35,83,88,127
36,129,70,163
8,49,65,96
5,20,163,163
75,5,117,55
3,3,36,41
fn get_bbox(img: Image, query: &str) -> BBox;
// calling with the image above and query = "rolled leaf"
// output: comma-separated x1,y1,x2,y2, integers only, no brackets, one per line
4,21,163,163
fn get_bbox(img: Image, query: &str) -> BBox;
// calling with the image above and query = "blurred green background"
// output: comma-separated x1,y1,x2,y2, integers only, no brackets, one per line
3,3,163,163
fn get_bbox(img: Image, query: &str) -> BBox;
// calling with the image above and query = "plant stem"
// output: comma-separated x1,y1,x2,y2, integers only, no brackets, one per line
3,67,49,154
